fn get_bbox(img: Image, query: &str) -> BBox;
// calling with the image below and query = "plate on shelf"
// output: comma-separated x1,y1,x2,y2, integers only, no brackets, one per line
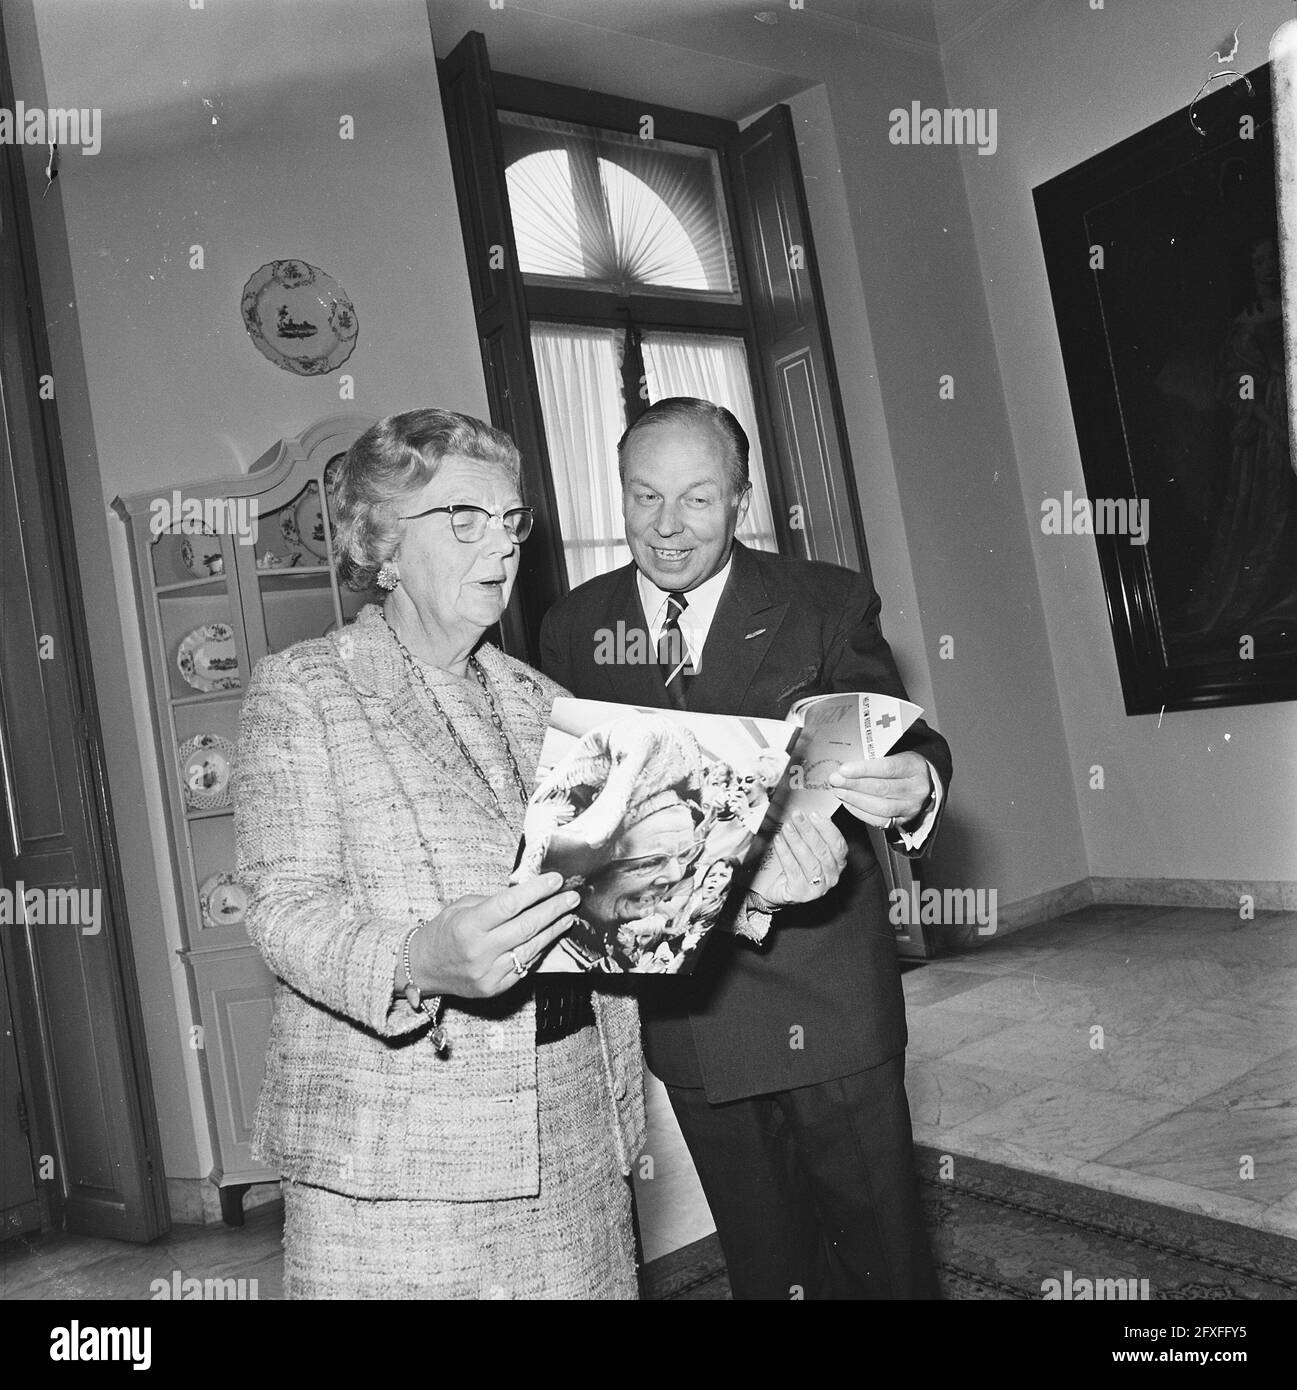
179,733,235,810
240,259,359,377
180,529,224,578
198,872,249,930
293,483,331,560
176,622,240,693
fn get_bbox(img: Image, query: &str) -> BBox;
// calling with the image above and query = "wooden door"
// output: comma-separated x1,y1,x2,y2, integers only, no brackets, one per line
0,947,40,1239
0,14,167,1240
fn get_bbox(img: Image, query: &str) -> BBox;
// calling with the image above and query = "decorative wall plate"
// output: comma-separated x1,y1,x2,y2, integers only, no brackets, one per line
198,872,249,929
179,733,236,810
240,259,358,376
180,530,224,578
177,622,240,693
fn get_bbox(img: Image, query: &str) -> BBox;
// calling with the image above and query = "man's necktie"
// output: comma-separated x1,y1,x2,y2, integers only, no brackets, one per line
657,590,692,709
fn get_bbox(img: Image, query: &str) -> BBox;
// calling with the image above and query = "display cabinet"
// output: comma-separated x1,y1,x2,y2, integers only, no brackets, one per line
112,415,375,1222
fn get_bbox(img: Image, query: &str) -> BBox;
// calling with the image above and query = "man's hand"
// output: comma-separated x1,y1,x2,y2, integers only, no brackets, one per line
748,810,847,909
828,752,932,830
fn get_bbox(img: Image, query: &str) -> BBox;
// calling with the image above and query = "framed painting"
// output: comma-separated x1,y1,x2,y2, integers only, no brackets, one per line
1035,63,1296,714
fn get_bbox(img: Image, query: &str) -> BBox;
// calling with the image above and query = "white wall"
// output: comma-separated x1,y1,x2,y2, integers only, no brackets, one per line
946,0,1297,883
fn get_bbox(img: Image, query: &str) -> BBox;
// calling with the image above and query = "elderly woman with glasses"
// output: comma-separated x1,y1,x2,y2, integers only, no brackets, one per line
234,408,647,1299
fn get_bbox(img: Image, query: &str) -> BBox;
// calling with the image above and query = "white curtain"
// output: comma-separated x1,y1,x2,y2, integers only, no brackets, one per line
641,331,780,552
530,323,631,587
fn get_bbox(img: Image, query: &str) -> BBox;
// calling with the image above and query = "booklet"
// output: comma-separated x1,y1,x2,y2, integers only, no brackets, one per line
511,691,922,976
779,691,923,817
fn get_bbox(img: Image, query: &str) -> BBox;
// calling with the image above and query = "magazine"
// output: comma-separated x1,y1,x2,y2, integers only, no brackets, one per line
511,700,796,975
511,691,923,976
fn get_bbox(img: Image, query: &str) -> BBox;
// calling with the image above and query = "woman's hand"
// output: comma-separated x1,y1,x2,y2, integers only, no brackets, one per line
410,873,579,998
748,810,848,910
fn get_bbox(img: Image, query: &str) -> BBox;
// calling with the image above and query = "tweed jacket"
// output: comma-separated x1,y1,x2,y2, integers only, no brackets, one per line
234,603,645,1201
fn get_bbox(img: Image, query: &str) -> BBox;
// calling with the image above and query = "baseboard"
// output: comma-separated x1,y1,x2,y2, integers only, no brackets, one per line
1089,876,1297,912
166,1176,282,1226
992,877,1095,935
930,874,1296,951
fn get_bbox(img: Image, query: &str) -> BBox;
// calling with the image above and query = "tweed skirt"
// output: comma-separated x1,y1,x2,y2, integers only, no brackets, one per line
281,1026,637,1299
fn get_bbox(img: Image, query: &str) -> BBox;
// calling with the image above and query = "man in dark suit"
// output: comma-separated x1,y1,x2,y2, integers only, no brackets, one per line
540,398,951,1299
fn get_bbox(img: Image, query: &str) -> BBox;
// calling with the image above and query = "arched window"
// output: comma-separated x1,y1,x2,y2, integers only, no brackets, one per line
507,148,713,291
500,111,775,585
501,113,736,297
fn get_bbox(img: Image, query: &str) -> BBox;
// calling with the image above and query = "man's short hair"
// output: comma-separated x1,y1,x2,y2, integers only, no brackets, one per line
616,397,750,497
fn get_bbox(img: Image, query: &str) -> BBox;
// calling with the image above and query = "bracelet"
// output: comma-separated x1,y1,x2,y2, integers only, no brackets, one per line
401,922,449,1054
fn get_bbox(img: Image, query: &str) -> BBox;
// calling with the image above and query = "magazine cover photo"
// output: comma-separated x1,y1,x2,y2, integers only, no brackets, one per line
511,699,796,974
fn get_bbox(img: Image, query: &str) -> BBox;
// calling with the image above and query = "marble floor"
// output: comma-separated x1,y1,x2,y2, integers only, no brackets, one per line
632,903,1297,1261
3,904,1292,1297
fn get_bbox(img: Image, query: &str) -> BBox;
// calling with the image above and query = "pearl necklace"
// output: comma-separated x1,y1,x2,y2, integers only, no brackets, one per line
383,615,530,815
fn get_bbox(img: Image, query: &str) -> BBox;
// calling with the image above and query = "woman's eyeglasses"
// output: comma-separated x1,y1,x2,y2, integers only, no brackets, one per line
400,504,534,544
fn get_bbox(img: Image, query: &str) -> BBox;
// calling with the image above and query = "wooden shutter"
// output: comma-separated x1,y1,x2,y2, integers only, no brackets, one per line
437,31,567,664
727,106,869,574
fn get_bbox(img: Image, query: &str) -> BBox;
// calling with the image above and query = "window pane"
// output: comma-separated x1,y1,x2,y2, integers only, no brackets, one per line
529,323,630,588
501,111,738,299
503,147,585,280
641,331,780,553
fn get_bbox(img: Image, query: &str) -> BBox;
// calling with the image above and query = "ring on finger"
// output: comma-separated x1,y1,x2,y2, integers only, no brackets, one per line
509,948,530,977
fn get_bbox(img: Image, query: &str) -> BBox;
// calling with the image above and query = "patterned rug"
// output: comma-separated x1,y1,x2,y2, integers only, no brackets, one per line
639,1145,1297,1301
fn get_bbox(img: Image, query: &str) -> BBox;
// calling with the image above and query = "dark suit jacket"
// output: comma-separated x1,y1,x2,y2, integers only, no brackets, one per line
539,541,952,1103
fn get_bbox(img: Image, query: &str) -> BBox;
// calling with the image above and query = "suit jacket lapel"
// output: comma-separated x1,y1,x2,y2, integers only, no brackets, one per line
688,542,788,715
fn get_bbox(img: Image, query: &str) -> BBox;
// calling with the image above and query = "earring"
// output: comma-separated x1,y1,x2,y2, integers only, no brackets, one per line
376,560,400,591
